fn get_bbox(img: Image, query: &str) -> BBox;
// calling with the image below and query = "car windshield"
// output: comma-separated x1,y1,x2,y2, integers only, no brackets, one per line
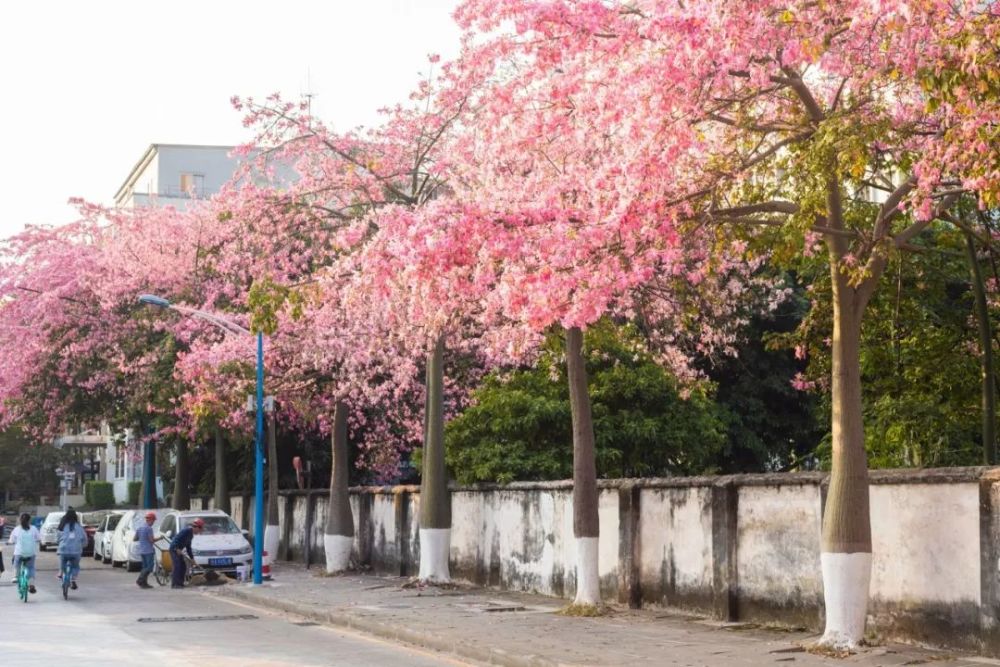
81,511,111,527
44,513,65,526
182,516,240,535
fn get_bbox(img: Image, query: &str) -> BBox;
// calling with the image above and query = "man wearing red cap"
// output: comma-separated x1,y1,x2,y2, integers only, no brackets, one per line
169,518,204,589
134,512,157,589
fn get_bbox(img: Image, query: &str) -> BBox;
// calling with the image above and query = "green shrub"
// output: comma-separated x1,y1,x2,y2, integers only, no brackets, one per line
127,481,142,507
85,481,115,509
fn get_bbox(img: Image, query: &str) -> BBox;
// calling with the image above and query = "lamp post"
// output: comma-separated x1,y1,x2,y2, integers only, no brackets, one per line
138,294,266,585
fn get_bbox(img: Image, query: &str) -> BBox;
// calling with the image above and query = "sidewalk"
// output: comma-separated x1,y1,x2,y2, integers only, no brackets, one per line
209,563,997,667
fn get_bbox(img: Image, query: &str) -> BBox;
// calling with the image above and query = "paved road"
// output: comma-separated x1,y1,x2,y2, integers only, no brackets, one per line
0,550,472,667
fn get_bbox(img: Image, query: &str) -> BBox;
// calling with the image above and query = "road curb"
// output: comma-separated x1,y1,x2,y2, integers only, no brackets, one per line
214,585,559,667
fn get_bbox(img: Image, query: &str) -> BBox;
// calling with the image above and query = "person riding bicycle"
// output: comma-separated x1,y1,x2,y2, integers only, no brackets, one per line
133,512,157,589
168,517,204,589
7,513,40,594
56,508,86,591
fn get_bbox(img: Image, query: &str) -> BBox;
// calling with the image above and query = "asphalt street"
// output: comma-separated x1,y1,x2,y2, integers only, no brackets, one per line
0,550,472,667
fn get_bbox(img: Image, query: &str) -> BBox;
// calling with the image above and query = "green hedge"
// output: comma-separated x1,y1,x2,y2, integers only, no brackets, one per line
84,481,115,510
128,481,142,507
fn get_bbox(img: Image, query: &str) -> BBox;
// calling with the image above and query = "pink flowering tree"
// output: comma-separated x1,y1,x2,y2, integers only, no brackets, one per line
452,0,1000,644
408,11,776,608
184,75,472,574
0,201,227,510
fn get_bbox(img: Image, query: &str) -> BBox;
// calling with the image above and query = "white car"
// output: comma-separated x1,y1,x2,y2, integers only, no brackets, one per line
93,511,124,563
158,510,253,577
110,508,172,571
39,512,65,551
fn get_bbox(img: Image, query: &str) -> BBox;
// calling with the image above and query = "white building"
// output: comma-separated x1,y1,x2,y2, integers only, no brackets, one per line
114,143,239,209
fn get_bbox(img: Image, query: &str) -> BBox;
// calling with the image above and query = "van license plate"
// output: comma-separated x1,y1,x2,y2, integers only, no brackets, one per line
208,557,233,567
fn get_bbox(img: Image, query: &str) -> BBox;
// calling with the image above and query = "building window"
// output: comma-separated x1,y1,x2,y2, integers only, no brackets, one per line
179,173,205,197
115,446,127,479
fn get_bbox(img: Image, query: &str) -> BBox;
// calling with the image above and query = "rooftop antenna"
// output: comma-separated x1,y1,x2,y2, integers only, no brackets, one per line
302,68,317,131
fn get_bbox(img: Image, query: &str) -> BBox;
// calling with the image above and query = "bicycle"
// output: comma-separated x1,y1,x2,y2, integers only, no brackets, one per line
15,557,30,603
61,557,72,600
152,537,194,587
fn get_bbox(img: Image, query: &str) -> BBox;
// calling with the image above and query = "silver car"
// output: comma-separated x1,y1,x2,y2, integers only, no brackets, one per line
39,511,65,551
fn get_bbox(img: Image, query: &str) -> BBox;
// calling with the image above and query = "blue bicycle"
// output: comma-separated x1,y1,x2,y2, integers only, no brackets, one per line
61,557,72,600
16,558,31,603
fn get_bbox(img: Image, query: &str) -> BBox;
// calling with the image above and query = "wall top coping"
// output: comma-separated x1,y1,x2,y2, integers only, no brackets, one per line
199,466,994,500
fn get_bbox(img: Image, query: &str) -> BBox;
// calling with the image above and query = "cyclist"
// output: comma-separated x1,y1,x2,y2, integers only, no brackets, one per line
168,517,204,589
7,513,40,594
57,508,86,591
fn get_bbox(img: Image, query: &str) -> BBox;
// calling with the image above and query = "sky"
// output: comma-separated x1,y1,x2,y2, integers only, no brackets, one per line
0,0,462,240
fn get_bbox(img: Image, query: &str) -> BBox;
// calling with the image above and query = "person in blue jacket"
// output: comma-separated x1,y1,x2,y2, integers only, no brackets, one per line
169,518,204,589
57,508,87,590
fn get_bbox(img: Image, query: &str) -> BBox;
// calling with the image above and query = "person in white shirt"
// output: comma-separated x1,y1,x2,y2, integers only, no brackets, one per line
8,513,41,594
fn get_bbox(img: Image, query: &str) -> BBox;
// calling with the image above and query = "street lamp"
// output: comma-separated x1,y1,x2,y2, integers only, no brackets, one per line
138,294,266,585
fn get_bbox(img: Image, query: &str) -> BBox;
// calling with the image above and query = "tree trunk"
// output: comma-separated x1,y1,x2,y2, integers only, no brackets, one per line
324,401,354,573
566,326,601,606
263,415,280,566
965,230,998,465
213,429,230,514
139,421,157,510
820,271,873,649
173,439,190,510
418,336,451,582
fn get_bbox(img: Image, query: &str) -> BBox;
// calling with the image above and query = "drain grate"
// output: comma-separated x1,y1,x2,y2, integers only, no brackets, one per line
137,614,258,623
458,602,527,613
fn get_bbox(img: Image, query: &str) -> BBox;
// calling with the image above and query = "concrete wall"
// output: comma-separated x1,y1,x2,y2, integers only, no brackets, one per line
192,466,1000,656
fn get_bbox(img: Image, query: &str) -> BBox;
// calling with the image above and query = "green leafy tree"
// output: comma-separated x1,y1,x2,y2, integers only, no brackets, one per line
781,225,985,468
445,321,727,484
704,280,826,472
0,426,63,503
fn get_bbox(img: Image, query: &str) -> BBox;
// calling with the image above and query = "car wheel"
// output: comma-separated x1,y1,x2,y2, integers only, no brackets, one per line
102,551,111,564
39,545,47,552
126,560,139,572
112,560,123,568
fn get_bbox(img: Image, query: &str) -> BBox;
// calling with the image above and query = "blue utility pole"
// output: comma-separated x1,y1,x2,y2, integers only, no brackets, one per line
253,331,265,584
138,294,266,585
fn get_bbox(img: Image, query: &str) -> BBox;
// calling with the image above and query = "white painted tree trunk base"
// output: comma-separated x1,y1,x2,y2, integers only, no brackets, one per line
573,536,601,606
323,534,353,574
819,552,872,650
418,528,451,582
263,524,280,565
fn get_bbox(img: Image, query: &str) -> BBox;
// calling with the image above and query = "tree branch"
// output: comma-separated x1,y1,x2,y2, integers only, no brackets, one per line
775,67,825,122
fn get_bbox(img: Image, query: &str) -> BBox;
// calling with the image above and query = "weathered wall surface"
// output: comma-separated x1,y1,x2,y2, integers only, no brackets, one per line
193,466,999,656
868,478,983,651
638,484,714,612
736,481,823,627
446,485,620,598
